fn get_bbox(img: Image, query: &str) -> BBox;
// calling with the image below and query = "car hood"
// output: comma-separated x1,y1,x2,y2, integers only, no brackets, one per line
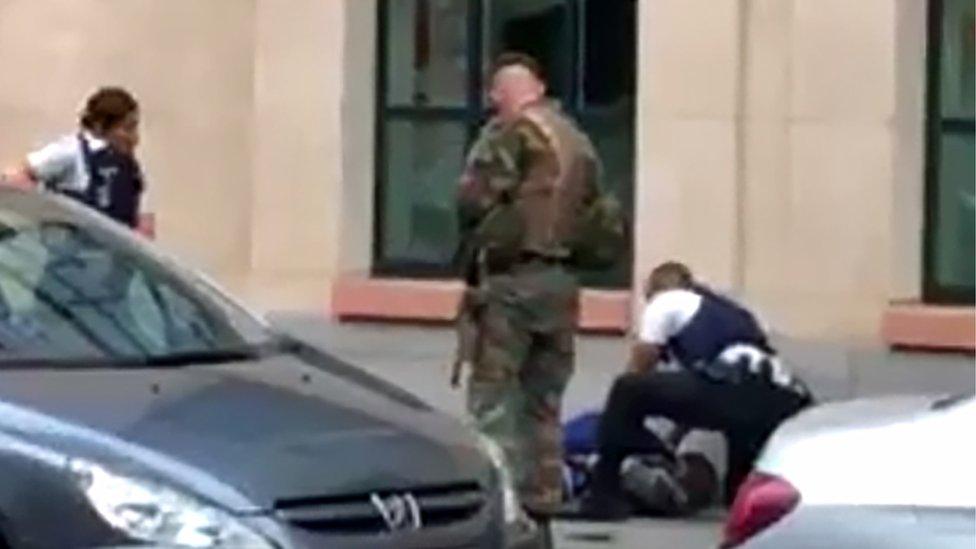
757,394,975,508
769,394,936,441
0,349,492,512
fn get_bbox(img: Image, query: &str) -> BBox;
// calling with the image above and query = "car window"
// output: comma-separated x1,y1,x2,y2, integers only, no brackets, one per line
120,270,224,355
0,193,272,364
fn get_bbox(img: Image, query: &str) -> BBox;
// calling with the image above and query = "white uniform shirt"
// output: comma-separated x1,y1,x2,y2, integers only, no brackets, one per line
638,289,702,345
637,288,797,388
26,132,108,193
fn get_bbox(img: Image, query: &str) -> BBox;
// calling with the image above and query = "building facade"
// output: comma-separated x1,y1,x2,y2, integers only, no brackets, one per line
0,0,972,349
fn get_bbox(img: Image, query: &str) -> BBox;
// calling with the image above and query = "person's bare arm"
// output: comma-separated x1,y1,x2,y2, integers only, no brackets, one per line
1,163,39,189
628,341,663,375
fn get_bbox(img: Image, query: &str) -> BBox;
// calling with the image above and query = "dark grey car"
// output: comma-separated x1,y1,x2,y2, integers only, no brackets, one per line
0,189,539,548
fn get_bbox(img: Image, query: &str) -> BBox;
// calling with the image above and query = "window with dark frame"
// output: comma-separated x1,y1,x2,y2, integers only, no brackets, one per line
925,0,975,304
374,0,636,288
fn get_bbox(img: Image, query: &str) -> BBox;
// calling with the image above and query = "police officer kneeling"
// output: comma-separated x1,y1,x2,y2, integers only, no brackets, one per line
577,261,812,521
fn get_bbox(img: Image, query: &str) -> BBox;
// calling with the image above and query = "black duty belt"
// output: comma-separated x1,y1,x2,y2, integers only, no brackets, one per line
485,252,568,276
519,250,570,264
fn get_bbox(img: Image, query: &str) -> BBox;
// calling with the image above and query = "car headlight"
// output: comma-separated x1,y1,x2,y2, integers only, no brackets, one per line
475,433,525,525
67,459,273,548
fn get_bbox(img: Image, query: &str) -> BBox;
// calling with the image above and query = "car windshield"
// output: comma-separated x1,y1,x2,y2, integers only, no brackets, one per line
0,189,275,366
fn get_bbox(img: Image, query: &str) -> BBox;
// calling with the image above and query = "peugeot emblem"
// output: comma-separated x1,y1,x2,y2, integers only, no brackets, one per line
370,492,423,532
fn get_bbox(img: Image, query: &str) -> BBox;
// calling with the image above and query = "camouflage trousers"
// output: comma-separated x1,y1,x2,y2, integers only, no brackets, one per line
465,261,579,516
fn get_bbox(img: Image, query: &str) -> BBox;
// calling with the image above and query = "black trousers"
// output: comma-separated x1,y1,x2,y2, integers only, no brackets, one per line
593,368,811,503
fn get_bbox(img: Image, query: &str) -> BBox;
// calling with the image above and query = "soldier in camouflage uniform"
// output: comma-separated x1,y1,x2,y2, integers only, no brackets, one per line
453,53,603,530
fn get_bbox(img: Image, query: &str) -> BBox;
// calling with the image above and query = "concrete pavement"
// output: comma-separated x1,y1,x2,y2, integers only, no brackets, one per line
269,314,974,548
270,314,974,416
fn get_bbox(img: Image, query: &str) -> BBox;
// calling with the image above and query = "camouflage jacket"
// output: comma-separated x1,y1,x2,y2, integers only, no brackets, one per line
456,100,601,279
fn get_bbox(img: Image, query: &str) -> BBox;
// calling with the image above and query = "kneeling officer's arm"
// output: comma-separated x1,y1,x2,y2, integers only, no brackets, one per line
629,341,664,376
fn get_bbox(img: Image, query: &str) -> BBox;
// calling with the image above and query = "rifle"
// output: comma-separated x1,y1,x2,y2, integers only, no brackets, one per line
450,248,488,389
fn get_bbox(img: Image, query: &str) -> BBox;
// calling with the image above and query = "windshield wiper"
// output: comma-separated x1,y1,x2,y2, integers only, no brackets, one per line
134,337,293,367
0,348,258,369
0,337,292,370
136,348,259,367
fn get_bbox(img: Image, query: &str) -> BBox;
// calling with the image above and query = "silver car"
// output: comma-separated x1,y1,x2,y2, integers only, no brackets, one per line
0,188,541,548
721,393,975,548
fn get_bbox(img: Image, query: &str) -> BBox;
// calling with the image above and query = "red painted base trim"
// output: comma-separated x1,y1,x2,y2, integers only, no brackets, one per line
881,302,975,352
331,276,631,334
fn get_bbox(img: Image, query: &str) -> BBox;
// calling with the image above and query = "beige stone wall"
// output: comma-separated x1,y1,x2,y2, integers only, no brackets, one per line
337,0,378,281
235,0,376,311
248,0,343,310
635,0,742,298
246,0,377,311
634,0,927,342
0,0,374,314
0,0,258,281
0,0,929,342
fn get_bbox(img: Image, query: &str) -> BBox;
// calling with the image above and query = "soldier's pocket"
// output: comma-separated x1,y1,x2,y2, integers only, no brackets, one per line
466,379,521,435
471,336,518,383
526,331,576,396
471,302,527,382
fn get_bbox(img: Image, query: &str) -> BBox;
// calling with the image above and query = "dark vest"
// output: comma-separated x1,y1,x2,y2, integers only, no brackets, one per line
58,135,143,228
666,286,771,368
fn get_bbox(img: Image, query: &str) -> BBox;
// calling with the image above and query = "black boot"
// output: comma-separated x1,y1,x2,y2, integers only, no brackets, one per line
579,457,631,522
575,489,631,522
525,510,554,549
556,482,631,522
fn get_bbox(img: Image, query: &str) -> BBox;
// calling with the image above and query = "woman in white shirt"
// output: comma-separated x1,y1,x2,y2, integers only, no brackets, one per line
3,87,145,228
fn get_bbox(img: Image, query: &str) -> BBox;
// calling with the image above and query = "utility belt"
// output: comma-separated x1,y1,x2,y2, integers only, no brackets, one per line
483,249,570,276
686,347,812,401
